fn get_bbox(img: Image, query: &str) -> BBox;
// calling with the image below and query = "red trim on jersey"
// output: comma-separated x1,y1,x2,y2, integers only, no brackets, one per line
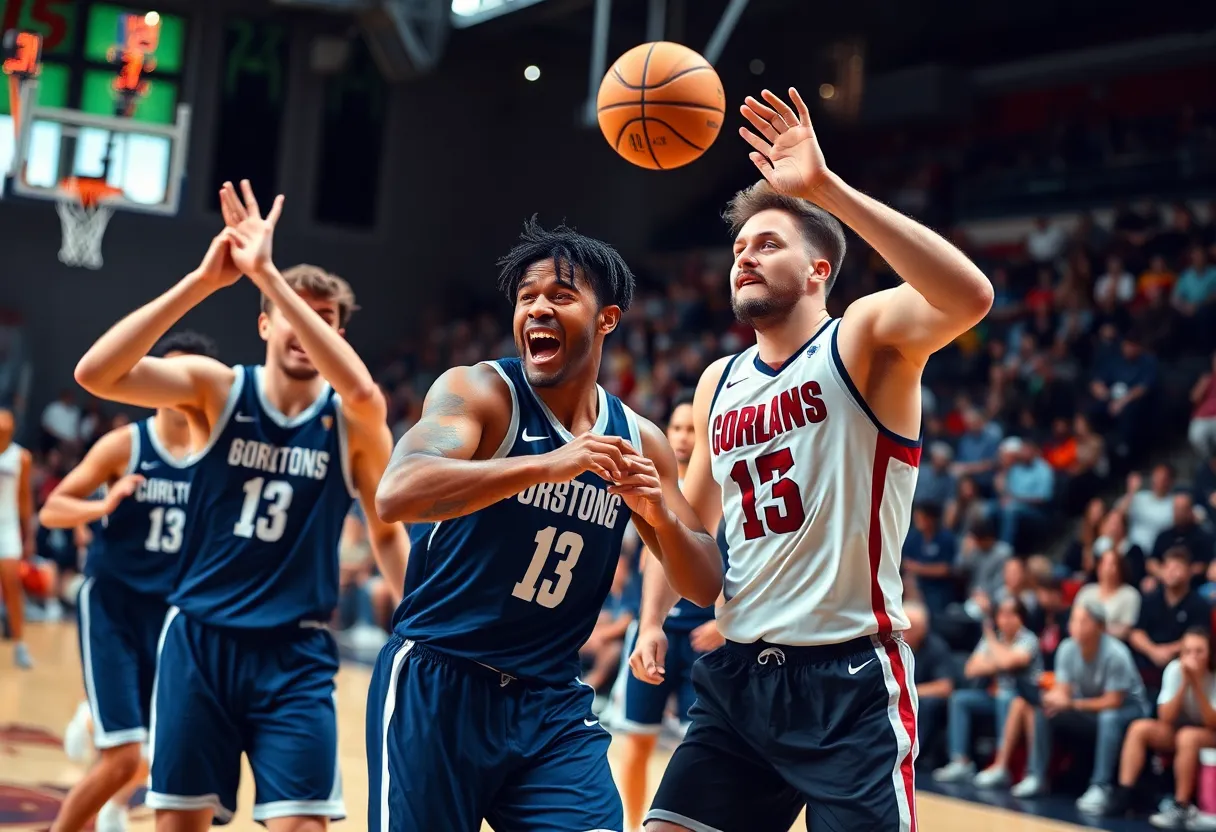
883,637,919,832
868,434,921,635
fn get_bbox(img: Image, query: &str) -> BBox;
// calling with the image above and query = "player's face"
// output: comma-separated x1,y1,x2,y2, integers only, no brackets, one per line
666,403,695,464
259,292,344,382
730,209,829,327
512,260,619,389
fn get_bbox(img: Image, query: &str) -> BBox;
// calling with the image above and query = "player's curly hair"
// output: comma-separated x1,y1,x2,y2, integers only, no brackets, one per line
724,180,847,297
151,330,220,360
496,216,635,312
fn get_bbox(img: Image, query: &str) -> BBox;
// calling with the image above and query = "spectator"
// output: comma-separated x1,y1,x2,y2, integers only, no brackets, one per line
1094,255,1137,305
945,475,986,535
1027,216,1068,264
902,503,958,617
955,520,1013,620
1019,602,1150,810
1121,465,1179,555
905,601,955,766
1035,576,1071,670
931,597,1042,786
1149,493,1214,585
1092,332,1159,457
992,437,1054,549
1138,254,1177,300
39,389,81,455
1064,498,1111,581
1194,452,1216,517
1074,549,1141,640
953,407,1002,492
1130,546,1212,690
1173,245,1216,322
915,442,958,507
1112,628,1216,825
1189,353,1216,458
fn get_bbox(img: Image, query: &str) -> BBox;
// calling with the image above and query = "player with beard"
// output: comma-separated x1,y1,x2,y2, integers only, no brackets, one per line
369,219,722,832
631,88,994,831
74,181,408,830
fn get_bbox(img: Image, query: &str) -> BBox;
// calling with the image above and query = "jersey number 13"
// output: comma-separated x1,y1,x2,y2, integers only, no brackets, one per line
512,526,584,609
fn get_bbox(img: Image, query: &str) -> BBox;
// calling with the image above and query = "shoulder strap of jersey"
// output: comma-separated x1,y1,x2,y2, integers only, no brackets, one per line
482,361,520,460
618,400,643,453
331,395,359,499
193,364,246,462
708,352,743,415
124,422,141,477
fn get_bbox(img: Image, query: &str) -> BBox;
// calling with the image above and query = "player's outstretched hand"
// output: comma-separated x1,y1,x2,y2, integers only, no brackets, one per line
219,179,284,280
607,455,668,529
104,473,145,514
542,433,636,485
739,87,829,201
195,230,242,288
629,625,668,685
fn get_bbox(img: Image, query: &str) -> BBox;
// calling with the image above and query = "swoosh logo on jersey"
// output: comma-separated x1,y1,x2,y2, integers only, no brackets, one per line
725,377,750,389
234,413,256,423
140,461,160,471
521,429,548,442
848,658,875,675
584,719,600,727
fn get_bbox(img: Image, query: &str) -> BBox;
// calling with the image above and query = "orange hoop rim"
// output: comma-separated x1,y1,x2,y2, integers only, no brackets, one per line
60,176,123,209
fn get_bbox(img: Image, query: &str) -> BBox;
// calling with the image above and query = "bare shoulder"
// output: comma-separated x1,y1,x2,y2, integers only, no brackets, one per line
425,362,513,416
697,355,736,395
87,424,137,475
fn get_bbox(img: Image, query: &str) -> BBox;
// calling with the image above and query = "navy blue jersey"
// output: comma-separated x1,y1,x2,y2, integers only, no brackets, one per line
170,365,355,629
86,419,193,598
393,358,640,685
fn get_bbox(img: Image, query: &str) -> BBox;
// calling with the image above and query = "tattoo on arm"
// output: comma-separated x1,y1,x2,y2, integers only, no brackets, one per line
386,391,469,469
418,498,469,520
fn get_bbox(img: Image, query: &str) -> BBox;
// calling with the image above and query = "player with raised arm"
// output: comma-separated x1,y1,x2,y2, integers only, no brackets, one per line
73,181,408,831
43,331,216,832
368,219,722,832
632,88,994,831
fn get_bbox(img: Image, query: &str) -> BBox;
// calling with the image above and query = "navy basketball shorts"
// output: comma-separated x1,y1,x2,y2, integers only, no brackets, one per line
611,621,701,733
146,610,344,825
76,577,168,750
367,636,622,832
647,635,919,832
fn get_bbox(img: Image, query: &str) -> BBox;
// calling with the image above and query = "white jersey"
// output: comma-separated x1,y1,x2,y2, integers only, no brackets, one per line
709,319,920,646
0,442,25,558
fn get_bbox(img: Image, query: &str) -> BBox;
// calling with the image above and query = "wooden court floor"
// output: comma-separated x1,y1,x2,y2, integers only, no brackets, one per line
0,624,1095,832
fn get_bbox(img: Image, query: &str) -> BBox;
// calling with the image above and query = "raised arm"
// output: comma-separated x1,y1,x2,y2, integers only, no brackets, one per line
39,427,138,528
347,419,409,602
74,234,236,414
738,88,993,366
618,417,721,607
220,181,386,430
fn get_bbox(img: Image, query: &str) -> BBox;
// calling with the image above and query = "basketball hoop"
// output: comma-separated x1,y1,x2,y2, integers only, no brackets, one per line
56,177,122,270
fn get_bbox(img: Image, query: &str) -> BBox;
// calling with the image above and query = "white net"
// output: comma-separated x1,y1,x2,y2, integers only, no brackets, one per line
56,197,114,270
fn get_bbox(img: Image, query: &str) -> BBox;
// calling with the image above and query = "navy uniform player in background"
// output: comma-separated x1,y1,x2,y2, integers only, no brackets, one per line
74,181,409,832
41,331,218,832
614,394,724,832
370,219,723,832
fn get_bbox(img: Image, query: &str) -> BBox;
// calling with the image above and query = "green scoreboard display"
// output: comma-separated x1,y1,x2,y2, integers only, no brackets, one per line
1,0,187,124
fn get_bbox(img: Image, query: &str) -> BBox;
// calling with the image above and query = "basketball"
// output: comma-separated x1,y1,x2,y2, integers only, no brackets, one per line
19,560,50,599
596,42,725,170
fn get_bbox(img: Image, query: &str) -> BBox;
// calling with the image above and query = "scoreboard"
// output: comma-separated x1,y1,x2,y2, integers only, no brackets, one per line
0,0,187,124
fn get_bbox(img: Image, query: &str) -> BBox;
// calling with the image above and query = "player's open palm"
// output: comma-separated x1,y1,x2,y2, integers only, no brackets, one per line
219,179,284,279
739,87,829,199
104,474,144,514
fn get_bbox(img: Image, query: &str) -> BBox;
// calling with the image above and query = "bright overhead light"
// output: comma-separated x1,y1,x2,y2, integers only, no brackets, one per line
524,64,541,81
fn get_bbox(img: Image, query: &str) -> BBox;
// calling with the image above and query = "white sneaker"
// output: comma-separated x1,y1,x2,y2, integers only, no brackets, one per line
1076,784,1110,815
931,760,976,783
45,598,63,622
14,643,32,669
973,766,1010,789
1151,800,1194,828
1188,810,1216,831
1011,775,1046,798
96,800,128,832
63,701,93,763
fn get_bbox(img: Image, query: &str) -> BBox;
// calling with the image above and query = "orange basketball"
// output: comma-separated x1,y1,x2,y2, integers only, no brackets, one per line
596,42,725,170
19,561,50,599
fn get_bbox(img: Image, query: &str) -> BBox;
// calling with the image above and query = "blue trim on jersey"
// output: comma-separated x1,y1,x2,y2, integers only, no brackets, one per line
751,316,834,377
828,323,921,448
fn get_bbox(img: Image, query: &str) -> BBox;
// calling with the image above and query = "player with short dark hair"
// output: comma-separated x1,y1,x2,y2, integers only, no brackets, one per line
42,331,215,832
73,181,409,830
635,87,993,832
369,218,721,831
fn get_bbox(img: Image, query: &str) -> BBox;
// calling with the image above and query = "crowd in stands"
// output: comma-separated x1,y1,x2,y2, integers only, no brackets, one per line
9,190,1216,824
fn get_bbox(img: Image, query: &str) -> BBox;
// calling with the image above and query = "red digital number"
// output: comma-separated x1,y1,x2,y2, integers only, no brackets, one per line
728,447,806,540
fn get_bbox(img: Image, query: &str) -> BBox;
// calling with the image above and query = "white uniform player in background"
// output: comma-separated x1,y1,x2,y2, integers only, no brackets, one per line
0,407,35,669
631,86,994,832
